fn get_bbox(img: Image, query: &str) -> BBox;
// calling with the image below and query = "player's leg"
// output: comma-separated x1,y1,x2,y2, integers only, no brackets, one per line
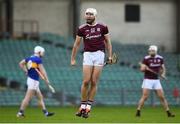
82,51,104,118
88,66,103,108
81,65,93,101
17,89,35,117
136,79,152,117
17,77,39,117
136,88,150,117
88,50,104,103
82,66,103,118
156,89,169,111
156,89,175,117
36,89,54,117
76,65,93,117
154,80,175,117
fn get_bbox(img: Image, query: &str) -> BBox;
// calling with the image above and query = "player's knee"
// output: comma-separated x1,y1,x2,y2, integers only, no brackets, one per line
142,94,148,100
22,99,30,105
158,95,165,100
144,97,148,101
38,94,44,101
91,80,97,87
91,78,98,85
82,80,89,87
83,79,90,84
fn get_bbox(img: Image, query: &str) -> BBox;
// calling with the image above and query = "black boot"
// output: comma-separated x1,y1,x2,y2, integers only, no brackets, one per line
136,110,141,117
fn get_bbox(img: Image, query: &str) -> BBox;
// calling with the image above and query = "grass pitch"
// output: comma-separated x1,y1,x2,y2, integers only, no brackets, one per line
0,106,179,123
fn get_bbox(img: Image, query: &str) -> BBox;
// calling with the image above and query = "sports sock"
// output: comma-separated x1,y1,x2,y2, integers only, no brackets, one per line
86,100,93,110
42,109,48,115
80,101,87,109
19,109,24,114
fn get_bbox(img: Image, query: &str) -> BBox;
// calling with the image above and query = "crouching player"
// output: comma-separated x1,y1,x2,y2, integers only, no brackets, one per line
17,46,55,117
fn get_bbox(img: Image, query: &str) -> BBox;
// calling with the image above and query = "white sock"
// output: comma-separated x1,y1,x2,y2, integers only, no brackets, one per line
86,100,93,110
80,104,86,109
86,104,91,110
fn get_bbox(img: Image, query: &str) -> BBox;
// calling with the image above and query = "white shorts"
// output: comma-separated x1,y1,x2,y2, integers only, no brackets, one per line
142,79,162,90
27,77,40,91
83,50,105,66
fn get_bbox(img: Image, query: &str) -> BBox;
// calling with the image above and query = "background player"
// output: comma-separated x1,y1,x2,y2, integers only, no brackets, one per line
17,46,55,117
71,8,112,118
136,45,175,117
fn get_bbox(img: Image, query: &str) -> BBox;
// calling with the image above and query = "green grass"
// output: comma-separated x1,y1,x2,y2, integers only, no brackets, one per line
0,106,179,123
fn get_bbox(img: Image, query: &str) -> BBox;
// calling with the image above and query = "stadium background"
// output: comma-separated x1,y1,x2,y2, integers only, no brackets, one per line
0,0,180,122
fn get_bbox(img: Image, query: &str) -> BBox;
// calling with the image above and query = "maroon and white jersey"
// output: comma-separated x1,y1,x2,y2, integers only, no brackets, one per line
77,22,109,52
142,55,164,79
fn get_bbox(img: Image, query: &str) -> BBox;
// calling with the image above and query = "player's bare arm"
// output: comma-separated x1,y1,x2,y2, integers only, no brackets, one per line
38,64,55,93
160,64,166,78
19,59,28,74
71,35,82,66
139,62,158,75
38,64,50,85
104,34,112,63
139,62,148,72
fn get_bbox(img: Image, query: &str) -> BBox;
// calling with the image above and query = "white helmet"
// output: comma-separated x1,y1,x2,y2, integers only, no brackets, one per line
85,8,97,16
34,46,45,54
148,45,158,52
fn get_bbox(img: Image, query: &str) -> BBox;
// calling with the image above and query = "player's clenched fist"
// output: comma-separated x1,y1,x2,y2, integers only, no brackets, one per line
71,59,76,66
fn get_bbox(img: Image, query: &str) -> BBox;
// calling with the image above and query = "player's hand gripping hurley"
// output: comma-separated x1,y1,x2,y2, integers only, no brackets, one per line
139,62,167,80
104,52,118,66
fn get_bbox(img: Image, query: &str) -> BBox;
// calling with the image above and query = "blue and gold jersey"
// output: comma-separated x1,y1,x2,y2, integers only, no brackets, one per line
25,55,42,81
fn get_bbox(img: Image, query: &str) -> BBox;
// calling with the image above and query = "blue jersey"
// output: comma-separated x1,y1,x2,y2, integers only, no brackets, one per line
25,55,42,81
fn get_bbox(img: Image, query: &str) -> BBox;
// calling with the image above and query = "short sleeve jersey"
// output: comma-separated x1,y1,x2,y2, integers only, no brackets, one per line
25,55,42,81
142,55,164,79
77,22,109,52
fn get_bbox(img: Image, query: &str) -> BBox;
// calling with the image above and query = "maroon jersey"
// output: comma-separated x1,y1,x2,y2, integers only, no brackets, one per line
77,22,109,52
142,55,164,79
